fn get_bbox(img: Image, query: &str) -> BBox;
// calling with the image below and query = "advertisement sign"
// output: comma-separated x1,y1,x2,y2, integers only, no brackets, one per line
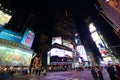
52,37,62,45
0,10,12,30
21,28,35,48
98,0,120,30
50,48,73,58
0,46,32,66
50,48,65,57
76,45,88,61
0,29,23,42
63,39,74,50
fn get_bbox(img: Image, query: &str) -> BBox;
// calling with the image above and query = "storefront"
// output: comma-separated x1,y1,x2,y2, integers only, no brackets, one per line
0,38,33,67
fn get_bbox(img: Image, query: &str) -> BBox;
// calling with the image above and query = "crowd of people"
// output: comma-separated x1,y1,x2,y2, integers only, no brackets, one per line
0,62,120,80
0,63,47,79
0,64,33,79
91,63,120,80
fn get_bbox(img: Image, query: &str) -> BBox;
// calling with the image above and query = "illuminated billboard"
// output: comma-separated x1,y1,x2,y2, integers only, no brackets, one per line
0,29,23,42
50,48,73,58
76,45,88,61
52,37,62,45
97,0,120,30
62,39,74,50
21,28,35,48
89,23,109,56
0,10,12,30
0,46,32,66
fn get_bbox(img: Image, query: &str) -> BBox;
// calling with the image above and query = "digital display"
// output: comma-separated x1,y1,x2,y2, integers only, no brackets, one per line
91,32,100,41
0,46,32,66
98,0,120,30
50,48,73,58
76,45,88,61
21,28,35,48
52,37,62,45
0,10,12,30
0,29,23,42
62,39,74,49
50,48,65,57
89,22,108,55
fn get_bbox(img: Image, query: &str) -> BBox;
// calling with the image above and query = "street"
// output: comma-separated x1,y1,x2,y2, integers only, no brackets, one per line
44,69,110,80
9,68,110,80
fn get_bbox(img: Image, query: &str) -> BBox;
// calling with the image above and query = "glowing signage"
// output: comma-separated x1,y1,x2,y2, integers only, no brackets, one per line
0,46,32,66
21,28,35,48
50,48,73,58
52,37,62,45
0,10,12,30
0,29,23,42
89,22,108,56
76,45,88,61
63,39,74,49
98,0,120,30
50,48,65,57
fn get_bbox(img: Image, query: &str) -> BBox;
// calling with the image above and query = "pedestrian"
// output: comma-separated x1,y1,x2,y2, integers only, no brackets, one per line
91,66,99,80
38,60,42,76
42,67,47,80
107,63,117,80
97,66,104,80
115,64,120,80
35,64,38,75
9,66,14,78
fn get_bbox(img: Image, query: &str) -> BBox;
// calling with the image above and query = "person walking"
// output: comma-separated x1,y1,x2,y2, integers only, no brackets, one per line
115,64,120,80
91,66,100,80
38,60,42,76
91,65,104,80
107,63,117,80
97,66,104,80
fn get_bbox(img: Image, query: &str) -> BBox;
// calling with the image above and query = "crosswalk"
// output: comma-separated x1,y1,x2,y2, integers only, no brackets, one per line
65,78,82,80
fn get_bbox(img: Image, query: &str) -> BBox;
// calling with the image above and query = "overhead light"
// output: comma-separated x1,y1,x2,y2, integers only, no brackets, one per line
5,9,8,11
9,10,11,13
75,33,78,36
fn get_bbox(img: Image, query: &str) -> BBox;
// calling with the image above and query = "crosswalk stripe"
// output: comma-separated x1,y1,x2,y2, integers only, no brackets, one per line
65,78,81,80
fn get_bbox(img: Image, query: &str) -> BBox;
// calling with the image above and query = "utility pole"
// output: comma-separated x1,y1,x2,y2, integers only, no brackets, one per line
21,14,33,34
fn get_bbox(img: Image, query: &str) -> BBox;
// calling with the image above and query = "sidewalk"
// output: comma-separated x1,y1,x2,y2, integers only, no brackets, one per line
9,73,46,80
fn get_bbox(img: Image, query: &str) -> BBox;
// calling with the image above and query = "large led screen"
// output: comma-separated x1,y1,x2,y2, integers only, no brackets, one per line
52,37,62,45
0,46,32,66
63,39,74,50
21,28,35,48
0,29,23,42
89,23,108,56
76,45,88,61
0,10,12,30
50,48,65,57
50,48,73,58
98,0,120,30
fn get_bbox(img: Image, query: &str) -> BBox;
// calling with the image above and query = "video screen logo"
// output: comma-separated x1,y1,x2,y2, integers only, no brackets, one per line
25,31,33,44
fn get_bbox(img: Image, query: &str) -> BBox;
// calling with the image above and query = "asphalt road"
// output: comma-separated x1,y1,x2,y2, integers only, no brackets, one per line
44,69,110,80
7,68,110,80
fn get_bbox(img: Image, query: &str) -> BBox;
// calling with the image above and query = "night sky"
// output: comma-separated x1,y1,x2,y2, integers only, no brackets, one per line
8,0,120,53
9,0,96,33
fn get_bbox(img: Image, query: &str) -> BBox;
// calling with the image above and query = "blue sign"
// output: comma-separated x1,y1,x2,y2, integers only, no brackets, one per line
0,29,23,42
21,28,35,48
0,24,6,31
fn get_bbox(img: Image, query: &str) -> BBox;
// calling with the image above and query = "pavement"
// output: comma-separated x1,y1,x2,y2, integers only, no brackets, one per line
3,68,110,80
44,69,110,80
